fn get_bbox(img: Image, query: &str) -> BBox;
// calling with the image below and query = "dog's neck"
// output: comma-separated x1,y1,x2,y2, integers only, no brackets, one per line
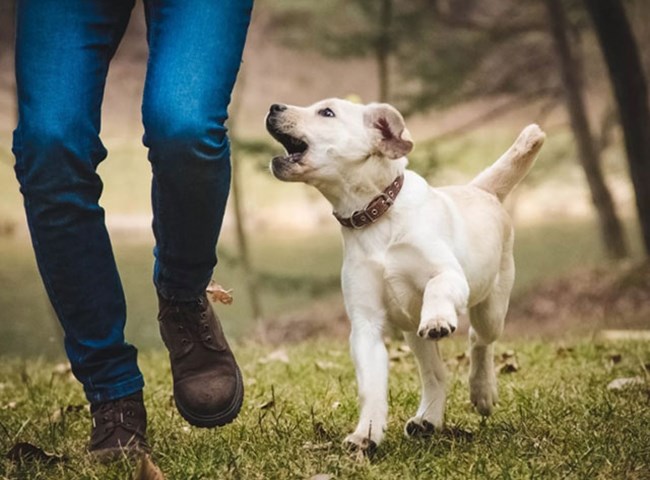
314,155,407,218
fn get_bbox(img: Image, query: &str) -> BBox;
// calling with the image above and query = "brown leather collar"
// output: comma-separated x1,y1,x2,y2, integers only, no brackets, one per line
334,175,404,229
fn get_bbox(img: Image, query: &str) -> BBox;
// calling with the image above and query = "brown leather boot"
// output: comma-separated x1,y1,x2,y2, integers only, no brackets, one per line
158,293,244,428
89,391,149,461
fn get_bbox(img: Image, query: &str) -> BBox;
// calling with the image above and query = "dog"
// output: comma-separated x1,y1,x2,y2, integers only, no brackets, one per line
265,98,545,452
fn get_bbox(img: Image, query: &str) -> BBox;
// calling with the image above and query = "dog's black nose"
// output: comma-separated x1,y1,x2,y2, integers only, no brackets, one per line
270,104,287,114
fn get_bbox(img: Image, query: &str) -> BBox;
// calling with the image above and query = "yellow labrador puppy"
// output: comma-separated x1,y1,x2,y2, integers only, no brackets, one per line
266,99,545,452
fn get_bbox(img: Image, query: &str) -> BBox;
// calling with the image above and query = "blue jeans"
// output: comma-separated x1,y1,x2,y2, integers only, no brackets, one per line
13,0,253,404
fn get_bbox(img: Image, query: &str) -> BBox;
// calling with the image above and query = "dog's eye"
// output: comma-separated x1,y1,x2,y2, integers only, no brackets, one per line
318,108,335,118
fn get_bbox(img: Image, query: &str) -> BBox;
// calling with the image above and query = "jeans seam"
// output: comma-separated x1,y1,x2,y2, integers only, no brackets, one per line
87,373,145,404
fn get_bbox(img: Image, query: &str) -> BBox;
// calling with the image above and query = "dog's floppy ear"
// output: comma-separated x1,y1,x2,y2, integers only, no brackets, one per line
364,103,413,159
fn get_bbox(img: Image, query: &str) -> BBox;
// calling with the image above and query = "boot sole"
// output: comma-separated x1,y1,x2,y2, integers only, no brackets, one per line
174,366,244,428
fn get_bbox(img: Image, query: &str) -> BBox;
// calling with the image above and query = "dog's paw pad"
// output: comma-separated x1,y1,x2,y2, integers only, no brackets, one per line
343,436,377,456
404,418,435,438
418,322,456,340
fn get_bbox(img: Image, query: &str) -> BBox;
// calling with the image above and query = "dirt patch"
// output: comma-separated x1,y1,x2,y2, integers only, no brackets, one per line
256,261,650,345
506,260,650,338
255,295,349,345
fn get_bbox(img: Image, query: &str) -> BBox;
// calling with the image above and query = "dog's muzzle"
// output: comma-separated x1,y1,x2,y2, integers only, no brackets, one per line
266,104,309,167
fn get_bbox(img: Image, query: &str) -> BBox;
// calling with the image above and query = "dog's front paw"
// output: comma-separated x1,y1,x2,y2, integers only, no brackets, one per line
470,377,498,416
404,417,437,438
418,315,457,340
343,433,378,456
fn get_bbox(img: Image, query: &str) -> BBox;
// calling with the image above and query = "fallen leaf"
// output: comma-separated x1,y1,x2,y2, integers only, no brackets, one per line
2,401,17,410
501,350,516,361
596,330,650,341
607,353,623,364
388,344,411,362
303,442,333,452
259,349,289,365
206,281,233,305
497,359,519,374
607,377,645,391
446,351,469,369
313,421,329,439
315,361,339,371
49,404,86,424
134,454,166,480
6,442,64,465
52,362,72,375
389,353,404,362
258,399,275,410
556,346,575,357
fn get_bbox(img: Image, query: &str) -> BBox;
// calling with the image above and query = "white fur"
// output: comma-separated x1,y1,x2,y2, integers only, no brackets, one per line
267,98,545,451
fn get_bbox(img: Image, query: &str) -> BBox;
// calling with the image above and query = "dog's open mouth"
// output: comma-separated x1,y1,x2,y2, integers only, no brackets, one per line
269,130,309,164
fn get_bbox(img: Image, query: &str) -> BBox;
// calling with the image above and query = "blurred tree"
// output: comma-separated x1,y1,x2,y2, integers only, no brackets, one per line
396,1,554,114
229,74,264,324
271,0,629,259
377,0,392,102
268,0,426,103
583,0,650,257
544,0,628,258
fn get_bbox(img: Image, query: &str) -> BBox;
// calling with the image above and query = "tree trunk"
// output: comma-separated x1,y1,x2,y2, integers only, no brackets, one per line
545,0,628,259
228,75,264,323
583,0,650,256
376,0,392,103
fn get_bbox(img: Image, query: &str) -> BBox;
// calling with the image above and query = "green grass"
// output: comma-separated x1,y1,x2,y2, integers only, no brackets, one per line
1,338,648,479
0,231,342,360
0,215,643,360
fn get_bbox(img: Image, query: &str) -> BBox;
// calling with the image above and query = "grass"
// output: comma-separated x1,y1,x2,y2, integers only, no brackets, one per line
1,338,649,479
0,215,644,360
2,126,648,478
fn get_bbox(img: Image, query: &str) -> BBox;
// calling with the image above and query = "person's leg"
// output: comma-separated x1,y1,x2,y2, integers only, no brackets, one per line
142,0,253,300
141,0,253,427
13,0,143,405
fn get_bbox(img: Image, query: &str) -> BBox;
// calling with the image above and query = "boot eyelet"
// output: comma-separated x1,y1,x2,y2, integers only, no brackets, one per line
200,313,207,319
204,336,212,342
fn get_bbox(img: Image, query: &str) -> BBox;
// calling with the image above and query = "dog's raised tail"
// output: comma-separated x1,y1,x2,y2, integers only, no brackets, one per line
470,124,545,202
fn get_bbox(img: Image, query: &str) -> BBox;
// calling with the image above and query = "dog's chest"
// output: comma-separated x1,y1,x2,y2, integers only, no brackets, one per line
380,243,432,331
343,219,444,331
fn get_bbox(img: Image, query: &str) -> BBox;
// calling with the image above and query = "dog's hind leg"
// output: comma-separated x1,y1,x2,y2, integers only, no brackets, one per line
403,331,448,437
468,239,515,416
